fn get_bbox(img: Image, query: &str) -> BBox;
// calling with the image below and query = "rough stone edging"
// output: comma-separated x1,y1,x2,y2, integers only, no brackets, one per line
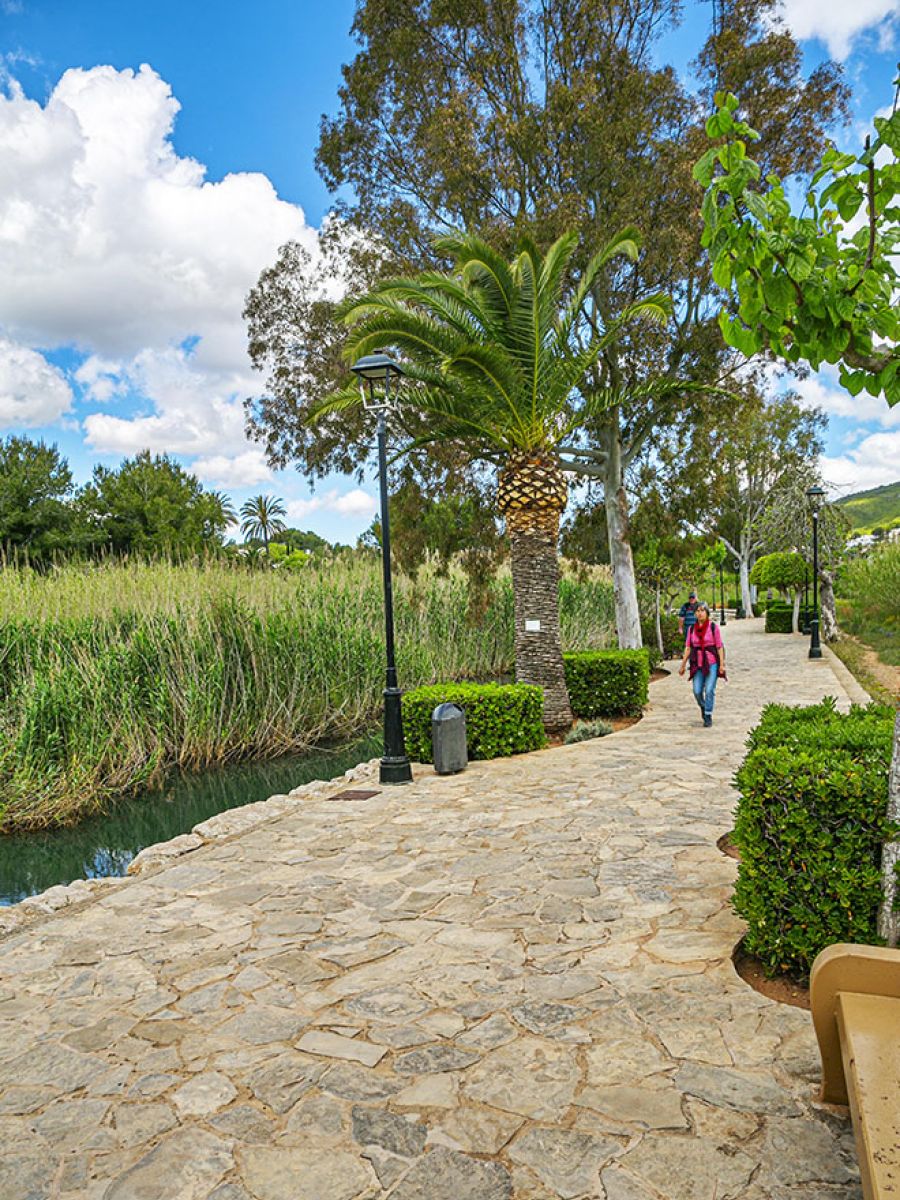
0,756,384,941
822,644,872,706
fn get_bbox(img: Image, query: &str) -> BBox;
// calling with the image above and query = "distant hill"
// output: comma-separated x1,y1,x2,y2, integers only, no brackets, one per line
836,481,900,532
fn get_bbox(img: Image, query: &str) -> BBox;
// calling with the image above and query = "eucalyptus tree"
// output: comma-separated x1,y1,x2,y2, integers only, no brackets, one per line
244,0,847,648
239,494,287,553
317,231,669,728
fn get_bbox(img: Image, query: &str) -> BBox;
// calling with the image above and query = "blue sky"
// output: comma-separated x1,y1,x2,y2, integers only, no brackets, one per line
0,0,898,543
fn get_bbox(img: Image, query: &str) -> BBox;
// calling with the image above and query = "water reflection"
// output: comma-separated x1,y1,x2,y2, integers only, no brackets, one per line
0,735,382,905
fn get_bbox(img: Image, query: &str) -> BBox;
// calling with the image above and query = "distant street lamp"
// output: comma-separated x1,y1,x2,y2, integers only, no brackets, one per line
351,353,413,785
806,484,826,660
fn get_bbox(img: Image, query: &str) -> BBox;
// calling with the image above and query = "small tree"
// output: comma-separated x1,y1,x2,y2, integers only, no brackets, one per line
239,494,287,554
750,551,807,632
635,538,679,657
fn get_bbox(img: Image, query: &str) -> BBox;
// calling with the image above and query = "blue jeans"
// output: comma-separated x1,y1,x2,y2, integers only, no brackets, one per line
692,664,718,716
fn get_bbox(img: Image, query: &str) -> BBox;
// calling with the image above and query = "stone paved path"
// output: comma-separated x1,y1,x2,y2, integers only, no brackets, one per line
0,620,865,1199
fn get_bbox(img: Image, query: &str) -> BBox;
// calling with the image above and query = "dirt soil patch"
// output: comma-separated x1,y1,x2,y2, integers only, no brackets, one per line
732,937,810,1010
717,831,740,860
844,634,900,702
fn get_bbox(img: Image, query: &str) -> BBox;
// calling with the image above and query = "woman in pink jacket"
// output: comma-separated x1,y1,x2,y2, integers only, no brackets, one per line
678,602,727,727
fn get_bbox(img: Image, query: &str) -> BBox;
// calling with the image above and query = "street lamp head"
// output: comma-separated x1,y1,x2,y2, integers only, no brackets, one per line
351,353,406,413
350,353,405,381
806,483,826,515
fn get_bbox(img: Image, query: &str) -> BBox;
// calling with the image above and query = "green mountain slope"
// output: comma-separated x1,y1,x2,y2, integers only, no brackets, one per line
837,480,900,532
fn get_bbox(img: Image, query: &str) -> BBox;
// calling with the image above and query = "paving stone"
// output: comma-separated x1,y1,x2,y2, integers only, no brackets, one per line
285,1094,345,1137
245,1053,325,1113
361,1144,410,1188
113,1102,178,1147
389,1147,512,1200
0,1041,101,1092
758,1117,858,1186
456,1014,518,1049
575,1081,689,1130
351,1105,427,1156
394,1044,480,1075
675,1062,799,1116
343,986,430,1023
217,1005,307,1045
296,1030,387,1066
237,1145,373,1200
435,1107,524,1154
172,1071,237,1115
32,1099,110,1148
509,1001,581,1034
318,1063,405,1101
619,1132,756,1200
508,1126,620,1198
103,1126,233,1200
210,1103,276,1143
463,1036,580,1120
392,1072,459,1108
0,1148,55,1200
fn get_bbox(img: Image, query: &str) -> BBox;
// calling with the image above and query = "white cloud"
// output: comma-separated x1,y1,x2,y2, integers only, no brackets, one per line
793,368,900,430
0,63,320,455
777,0,899,59
0,336,72,426
285,488,377,523
192,449,273,488
822,429,900,494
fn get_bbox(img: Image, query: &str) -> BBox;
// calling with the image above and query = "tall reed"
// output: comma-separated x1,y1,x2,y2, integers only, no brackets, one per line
0,558,615,831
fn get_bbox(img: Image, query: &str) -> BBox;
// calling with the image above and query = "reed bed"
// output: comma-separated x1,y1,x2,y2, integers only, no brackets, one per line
0,558,616,831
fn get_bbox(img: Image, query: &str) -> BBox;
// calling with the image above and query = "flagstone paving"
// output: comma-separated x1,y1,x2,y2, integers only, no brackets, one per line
0,620,866,1198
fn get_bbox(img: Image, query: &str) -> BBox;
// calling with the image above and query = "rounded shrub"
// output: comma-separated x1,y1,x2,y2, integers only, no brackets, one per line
563,649,650,717
401,682,546,763
733,698,897,979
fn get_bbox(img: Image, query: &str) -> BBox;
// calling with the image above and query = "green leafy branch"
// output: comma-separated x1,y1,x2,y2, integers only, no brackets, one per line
694,88,900,405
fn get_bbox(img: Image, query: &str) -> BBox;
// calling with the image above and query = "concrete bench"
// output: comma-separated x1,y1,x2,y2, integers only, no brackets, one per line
810,943,900,1198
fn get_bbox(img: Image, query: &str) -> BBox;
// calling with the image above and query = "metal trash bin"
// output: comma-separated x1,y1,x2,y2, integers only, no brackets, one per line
432,702,467,775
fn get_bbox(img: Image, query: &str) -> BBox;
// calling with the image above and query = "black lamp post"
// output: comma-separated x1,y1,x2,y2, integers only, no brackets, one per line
806,484,826,660
718,560,727,625
351,353,413,784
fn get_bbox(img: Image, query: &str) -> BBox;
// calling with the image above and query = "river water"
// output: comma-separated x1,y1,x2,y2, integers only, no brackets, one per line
0,735,381,906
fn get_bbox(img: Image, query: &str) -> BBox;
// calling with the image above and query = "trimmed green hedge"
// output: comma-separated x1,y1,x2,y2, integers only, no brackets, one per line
733,698,897,979
563,649,650,718
764,601,814,633
401,682,546,763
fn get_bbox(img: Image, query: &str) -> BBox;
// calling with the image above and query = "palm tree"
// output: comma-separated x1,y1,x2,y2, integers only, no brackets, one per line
239,494,286,554
318,231,669,729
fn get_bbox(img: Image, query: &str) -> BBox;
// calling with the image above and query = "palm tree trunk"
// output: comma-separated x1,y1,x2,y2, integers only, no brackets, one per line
507,515,573,731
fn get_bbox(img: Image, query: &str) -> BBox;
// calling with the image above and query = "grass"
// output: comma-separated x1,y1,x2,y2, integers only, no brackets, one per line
829,637,898,707
0,557,617,831
833,543,900,705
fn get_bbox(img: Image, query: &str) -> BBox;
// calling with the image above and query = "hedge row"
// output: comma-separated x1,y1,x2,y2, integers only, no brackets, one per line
402,648,651,763
764,601,814,634
401,682,546,763
564,649,650,717
733,698,897,978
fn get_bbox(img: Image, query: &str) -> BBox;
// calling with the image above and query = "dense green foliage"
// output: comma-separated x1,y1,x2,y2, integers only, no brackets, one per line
0,560,616,830
836,480,900,533
401,682,546,763
78,452,232,556
563,650,650,718
838,542,900,666
696,91,900,404
764,601,813,634
0,437,78,560
733,699,897,978
750,551,806,593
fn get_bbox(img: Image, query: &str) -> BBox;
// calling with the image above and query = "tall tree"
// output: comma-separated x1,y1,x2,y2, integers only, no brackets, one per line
79,452,231,557
0,436,77,561
245,0,847,647
239,494,287,553
319,230,668,728
701,390,825,615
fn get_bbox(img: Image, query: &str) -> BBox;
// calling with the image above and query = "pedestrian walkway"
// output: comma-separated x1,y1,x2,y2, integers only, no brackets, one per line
0,620,864,1199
